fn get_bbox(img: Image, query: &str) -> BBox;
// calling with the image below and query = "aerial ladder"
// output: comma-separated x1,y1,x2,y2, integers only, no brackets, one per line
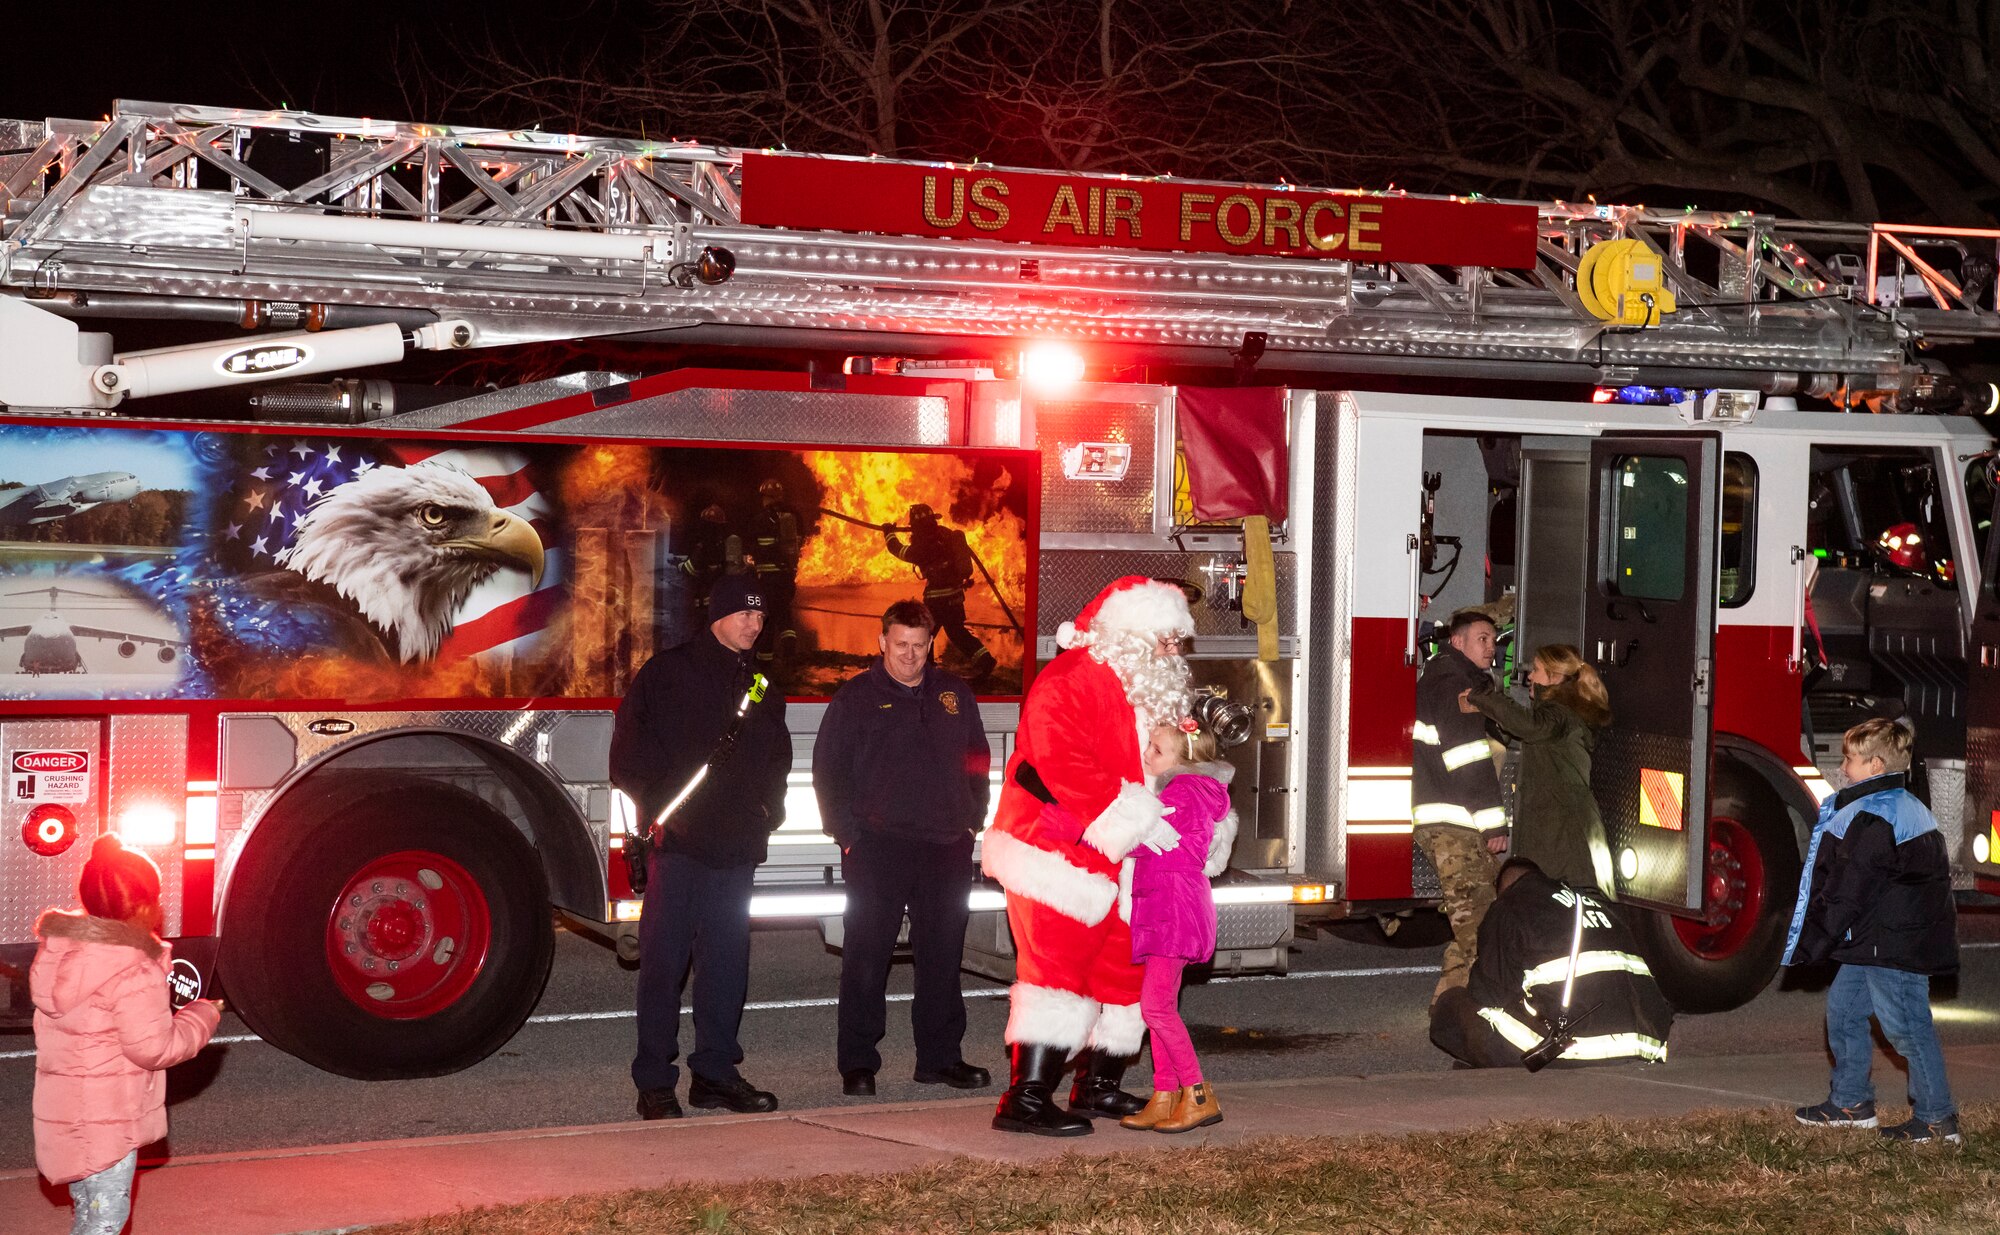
2,99,1999,412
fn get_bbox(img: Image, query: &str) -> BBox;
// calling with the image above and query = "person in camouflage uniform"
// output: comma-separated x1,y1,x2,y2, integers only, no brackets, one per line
1411,609,1508,1005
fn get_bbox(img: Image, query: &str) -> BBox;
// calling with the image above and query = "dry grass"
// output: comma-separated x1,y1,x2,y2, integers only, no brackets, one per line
374,1104,2000,1235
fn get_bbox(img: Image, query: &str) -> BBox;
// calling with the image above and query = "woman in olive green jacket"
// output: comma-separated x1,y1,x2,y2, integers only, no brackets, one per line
1459,645,1615,895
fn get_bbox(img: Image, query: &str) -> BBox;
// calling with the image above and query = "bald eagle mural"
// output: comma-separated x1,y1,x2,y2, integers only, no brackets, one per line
255,464,546,664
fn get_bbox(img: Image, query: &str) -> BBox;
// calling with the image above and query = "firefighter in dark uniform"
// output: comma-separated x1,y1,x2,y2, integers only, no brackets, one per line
683,503,744,619
1430,858,1673,1068
884,504,996,681
813,599,993,1096
1412,608,1507,1006
750,479,802,669
611,574,792,1120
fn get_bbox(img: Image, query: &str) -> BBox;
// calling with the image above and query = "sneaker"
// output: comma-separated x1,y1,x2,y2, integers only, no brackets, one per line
1795,1099,1878,1128
1880,1114,1963,1144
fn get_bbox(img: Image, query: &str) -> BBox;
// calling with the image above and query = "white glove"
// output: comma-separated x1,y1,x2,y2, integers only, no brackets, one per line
1140,806,1181,855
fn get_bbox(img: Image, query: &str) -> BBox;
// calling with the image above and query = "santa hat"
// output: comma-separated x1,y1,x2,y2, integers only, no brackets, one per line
1055,575,1196,650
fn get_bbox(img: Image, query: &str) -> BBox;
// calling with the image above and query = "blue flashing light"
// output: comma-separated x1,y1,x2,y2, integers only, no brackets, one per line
1612,384,1698,406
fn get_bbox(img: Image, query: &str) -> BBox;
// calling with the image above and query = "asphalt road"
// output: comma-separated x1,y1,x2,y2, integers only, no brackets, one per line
6,910,2000,1171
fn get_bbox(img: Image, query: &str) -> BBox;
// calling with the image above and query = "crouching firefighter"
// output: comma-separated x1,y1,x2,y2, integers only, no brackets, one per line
1430,859,1672,1069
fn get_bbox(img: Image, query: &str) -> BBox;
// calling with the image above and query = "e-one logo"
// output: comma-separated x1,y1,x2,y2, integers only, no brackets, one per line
216,344,309,377
12,751,86,774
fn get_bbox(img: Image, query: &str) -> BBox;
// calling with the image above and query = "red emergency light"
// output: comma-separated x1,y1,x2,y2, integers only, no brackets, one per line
22,803,78,856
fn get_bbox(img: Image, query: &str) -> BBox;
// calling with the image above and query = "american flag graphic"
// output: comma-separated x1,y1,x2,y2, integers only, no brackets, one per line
218,438,563,660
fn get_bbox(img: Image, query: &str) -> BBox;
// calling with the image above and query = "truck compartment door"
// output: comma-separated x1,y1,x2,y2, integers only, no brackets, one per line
1966,474,2000,883
1582,433,1720,913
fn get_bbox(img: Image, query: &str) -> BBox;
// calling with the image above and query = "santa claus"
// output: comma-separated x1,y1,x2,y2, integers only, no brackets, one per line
982,575,1195,1136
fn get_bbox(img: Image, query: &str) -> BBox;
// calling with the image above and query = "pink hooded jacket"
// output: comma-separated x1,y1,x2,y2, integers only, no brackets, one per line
30,910,220,1184
1130,763,1237,963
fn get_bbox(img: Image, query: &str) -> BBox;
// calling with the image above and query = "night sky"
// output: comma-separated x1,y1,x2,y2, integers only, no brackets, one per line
3,5,538,129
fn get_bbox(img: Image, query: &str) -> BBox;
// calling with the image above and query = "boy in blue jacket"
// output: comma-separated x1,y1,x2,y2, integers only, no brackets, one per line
1785,718,1961,1144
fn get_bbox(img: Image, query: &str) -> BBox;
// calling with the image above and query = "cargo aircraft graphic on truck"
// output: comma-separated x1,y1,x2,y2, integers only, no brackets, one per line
0,585,186,675
0,472,141,526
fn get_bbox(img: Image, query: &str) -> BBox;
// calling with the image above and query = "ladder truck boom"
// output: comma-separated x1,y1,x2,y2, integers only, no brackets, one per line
2,100,1996,402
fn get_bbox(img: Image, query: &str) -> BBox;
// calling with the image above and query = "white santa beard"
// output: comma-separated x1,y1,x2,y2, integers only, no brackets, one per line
1090,629,1193,730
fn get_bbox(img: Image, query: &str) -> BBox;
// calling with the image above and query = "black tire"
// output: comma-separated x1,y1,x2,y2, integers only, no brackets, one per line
219,774,554,1079
1629,769,1802,1014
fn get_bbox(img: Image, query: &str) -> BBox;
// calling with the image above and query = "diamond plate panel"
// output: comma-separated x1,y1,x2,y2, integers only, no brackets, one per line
1927,758,1974,891
1,719,103,946
534,390,955,446
218,709,605,918
1590,726,1697,909
1968,719,2000,882
107,715,186,936
1216,901,1295,949
1036,550,1295,639
1036,397,1159,534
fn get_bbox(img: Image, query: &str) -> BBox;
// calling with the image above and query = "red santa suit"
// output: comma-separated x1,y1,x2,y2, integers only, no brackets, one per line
982,577,1193,1059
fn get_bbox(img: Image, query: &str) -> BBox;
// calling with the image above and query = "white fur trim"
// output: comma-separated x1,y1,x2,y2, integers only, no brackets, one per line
1006,982,1100,1049
1090,1001,1146,1055
1056,620,1080,649
1117,857,1134,923
1081,781,1165,864
1091,579,1194,639
981,828,1117,926
1204,808,1239,878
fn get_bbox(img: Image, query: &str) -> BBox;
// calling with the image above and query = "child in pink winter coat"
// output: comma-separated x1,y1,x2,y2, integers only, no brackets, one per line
32,835,222,1235
1120,718,1236,1134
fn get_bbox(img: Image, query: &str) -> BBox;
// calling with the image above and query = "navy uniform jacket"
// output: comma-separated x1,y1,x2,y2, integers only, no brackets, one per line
611,631,790,868
812,661,990,849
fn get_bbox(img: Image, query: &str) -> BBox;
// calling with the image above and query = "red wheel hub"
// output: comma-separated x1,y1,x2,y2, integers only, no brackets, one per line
324,850,492,1019
1671,816,1766,961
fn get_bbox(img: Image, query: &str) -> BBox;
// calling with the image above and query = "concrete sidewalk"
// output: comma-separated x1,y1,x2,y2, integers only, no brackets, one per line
11,1045,2000,1235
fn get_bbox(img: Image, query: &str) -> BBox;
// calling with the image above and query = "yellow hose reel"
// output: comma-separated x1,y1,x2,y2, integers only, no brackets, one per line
1577,237,1677,326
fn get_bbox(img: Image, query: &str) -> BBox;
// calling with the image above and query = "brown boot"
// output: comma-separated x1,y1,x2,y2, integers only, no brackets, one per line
1154,1083,1222,1133
1119,1089,1177,1130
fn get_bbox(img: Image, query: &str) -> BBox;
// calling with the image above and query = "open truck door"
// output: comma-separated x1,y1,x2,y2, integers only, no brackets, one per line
1583,433,1720,914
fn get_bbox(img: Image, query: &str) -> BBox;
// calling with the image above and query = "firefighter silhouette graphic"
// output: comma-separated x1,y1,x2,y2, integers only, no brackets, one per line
751,478,802,667
885,503,996,681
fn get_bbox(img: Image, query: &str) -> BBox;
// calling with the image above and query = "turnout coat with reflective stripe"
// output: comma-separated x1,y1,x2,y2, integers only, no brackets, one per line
1467,870,1673,1064
1412,645,1505,834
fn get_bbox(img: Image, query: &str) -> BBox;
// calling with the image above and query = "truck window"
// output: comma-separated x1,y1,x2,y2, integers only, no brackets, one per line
1806,447,1956,588
1967,456,1996,569
1719,452,1756,607
1608,454,1689,601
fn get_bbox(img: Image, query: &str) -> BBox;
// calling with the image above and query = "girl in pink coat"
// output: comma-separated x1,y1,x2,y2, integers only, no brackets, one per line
1121,717,1236,1134
32,835,221,1235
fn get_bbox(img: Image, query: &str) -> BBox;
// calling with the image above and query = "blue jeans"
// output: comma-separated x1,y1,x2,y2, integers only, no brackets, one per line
1826,963,1956,1124
631,850,756,1093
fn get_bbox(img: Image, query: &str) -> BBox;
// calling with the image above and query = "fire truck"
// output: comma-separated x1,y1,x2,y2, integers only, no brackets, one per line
1,100,1997,1078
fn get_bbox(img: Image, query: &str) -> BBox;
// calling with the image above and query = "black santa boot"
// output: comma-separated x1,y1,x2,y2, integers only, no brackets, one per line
992,1044,1093,1137
1069,1049,1147,1119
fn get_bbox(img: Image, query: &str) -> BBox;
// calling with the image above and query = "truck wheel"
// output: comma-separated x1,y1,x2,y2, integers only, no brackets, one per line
1631,785,1800,1014
220,776,554,1079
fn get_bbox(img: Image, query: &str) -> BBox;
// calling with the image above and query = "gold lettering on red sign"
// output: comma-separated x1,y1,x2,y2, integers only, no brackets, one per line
1347,201,1384,252
1304,200,1346,251
923,176,965,228
1263,197,1302,248
1216,194,1260,246
1044,184,1085,235
1105,188,1142,239
970,177,1010,230
1180,192,1217,242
